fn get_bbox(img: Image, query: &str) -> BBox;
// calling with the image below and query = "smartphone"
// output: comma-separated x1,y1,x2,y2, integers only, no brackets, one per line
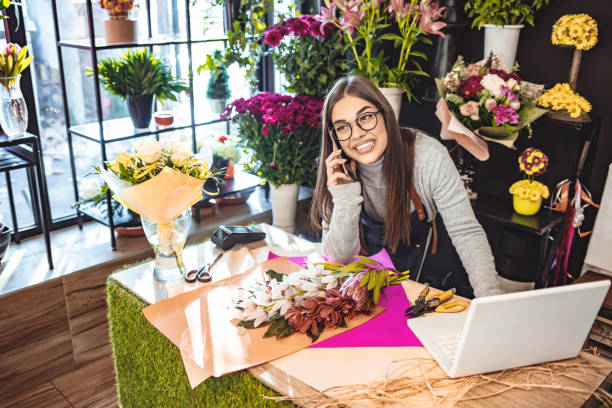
330,135,355,180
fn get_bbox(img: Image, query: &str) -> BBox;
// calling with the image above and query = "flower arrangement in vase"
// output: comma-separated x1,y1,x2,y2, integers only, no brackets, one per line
93,49,189,130
97,139,220,281
263,14,347,98
509,148,550,216
221,93,323,231
317,0,446,115
464,0,550,71
0,43,33,138
551,14,597,92
99,0,138,44
235,256,409,341
213,135,240,180
435,54,547,161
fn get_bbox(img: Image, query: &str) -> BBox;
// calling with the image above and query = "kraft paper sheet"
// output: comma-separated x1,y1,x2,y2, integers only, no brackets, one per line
143,253,385,388
100,166,204,223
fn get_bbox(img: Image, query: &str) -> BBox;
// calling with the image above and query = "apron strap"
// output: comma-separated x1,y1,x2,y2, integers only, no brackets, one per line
410,184,438,255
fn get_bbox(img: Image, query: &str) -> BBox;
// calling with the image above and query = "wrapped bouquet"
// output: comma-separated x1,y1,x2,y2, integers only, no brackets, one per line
435,55,547,161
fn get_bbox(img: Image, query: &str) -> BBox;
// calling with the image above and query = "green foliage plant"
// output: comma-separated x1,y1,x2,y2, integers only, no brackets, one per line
464,0,550,29
205,50,231,100
93,49,189,102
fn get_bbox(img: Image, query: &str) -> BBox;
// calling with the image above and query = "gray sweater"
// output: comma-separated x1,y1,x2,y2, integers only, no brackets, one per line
322,132,503,297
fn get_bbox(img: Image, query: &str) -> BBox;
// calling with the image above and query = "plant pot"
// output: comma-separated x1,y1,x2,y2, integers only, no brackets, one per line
126,94,155,129
377,87,403,121
208,99,227,115
269,183,299,233
512,195,542,216
483,24,523,72
0,224,11,262
104,19,137,44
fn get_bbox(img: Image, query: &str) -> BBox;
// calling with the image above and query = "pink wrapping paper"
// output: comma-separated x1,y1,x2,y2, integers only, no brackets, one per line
268,250,423,348
435,98,490,161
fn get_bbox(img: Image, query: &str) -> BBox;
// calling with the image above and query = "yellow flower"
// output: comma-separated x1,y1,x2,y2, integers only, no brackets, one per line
110,152,135,173
552,14,598,50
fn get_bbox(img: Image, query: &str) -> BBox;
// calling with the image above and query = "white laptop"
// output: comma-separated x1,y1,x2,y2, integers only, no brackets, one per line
408,280,610,378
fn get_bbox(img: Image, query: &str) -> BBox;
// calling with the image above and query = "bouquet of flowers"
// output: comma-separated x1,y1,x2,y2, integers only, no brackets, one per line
435,55,547,161
213,135,241,163
0,43,33,88
235,256,410,342
317,0,446,100
263,14,347,98
98,140,219,278
509,148,550,215
221,93,323,187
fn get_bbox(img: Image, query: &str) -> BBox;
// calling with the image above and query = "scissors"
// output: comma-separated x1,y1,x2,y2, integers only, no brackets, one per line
185,252,223,283
405,284,467,318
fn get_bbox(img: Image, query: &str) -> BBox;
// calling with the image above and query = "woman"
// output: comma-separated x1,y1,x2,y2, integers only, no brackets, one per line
310,76,502,298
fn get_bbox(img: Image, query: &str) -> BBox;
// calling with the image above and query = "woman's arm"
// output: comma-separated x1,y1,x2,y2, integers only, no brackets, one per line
321,182,363,263
426,144,503,297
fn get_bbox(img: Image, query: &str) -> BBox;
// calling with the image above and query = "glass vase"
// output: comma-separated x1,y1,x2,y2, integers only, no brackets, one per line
141,209,191,282
0,74,28,138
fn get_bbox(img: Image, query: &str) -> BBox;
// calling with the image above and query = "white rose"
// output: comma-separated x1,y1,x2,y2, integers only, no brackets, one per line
79,178,101,200
134,140,162,164
511,101,521,111
506,78,519,91
480,74,505,97
171,146,192,167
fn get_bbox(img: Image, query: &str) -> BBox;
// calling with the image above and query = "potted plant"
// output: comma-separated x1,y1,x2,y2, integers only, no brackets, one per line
509,148,550,215
93,49,189,129
318,0,446,117
213,135,240,180
204,51,230,114
464,0,550,71
221,93,322,232
0,43,34,138
263,14,347,99
99,0,138,44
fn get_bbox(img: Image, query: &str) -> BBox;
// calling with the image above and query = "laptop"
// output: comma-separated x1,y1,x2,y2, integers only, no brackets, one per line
407,280,610,378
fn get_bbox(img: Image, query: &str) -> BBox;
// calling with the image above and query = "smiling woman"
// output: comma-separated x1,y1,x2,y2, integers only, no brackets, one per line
310,75,504,299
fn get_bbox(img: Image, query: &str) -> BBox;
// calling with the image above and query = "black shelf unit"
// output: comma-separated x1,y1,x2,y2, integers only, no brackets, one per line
50,0,231,249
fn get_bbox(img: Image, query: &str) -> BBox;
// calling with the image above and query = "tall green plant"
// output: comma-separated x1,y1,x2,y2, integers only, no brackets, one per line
93,50,189,101
204,51,231,100
464,0,550,29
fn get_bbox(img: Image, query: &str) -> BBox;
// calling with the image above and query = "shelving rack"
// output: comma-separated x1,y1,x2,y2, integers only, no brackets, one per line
50,0,230,249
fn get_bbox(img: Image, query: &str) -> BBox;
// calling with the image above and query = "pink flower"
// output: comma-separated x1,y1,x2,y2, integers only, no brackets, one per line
460,76,483,99
318,4,337,24
484,98,496,112
340,273,369,310
269,162,276,167
264,28,283,47
492,104,519,125
419,0,446,38
387,0,418,21
465,63,480,77
459,101,480,121
262,125,269,136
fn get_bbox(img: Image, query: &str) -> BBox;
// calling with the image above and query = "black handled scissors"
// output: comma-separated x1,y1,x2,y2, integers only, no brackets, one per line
185,252,223,283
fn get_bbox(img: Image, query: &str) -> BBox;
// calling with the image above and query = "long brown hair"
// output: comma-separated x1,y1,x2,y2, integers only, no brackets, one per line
309,75,416,252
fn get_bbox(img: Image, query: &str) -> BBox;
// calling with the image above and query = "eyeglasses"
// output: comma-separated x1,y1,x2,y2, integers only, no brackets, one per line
330,110,382,142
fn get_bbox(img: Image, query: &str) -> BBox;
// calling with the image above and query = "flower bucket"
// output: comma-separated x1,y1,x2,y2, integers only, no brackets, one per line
512,195,542,216
270,183,299,233
483,25,523,71
378,87,403,121
104,18,137,44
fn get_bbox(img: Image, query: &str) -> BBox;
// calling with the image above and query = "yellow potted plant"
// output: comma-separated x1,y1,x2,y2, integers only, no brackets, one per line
509,148,550,215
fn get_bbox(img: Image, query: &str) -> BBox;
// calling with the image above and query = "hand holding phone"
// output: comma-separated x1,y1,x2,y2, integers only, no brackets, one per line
326,138,355,187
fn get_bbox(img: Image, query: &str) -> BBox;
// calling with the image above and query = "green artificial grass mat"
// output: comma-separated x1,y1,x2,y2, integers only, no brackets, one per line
106,279,292,407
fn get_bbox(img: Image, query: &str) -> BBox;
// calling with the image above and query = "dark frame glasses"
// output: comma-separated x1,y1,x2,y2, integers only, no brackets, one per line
329,110,383,142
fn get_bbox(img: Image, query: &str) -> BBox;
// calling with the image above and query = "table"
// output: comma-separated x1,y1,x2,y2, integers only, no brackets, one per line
0,133,52,269
107,224,611,407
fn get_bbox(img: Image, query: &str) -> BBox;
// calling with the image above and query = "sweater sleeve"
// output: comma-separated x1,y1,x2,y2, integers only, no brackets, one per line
321,182,363,263
428,147,504,297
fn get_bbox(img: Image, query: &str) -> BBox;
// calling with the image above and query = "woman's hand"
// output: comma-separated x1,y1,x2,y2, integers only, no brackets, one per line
326,149,356,187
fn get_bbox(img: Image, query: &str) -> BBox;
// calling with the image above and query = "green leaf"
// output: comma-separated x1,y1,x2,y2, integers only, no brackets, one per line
265,269,285,282
263,318,293,339
237,319,255,329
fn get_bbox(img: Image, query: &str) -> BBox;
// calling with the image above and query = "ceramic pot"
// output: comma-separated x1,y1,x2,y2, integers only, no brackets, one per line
269,183,299,233
104,19,137,44
208,99,226,115
512,195,542,216
377,87,403,121
126,94,155,129
483,24,523,71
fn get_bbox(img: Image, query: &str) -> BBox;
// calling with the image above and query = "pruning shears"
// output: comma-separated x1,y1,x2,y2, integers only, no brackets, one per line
404,284,467,318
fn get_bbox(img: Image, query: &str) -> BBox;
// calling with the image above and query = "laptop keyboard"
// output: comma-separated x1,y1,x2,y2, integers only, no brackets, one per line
431,332,462,362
